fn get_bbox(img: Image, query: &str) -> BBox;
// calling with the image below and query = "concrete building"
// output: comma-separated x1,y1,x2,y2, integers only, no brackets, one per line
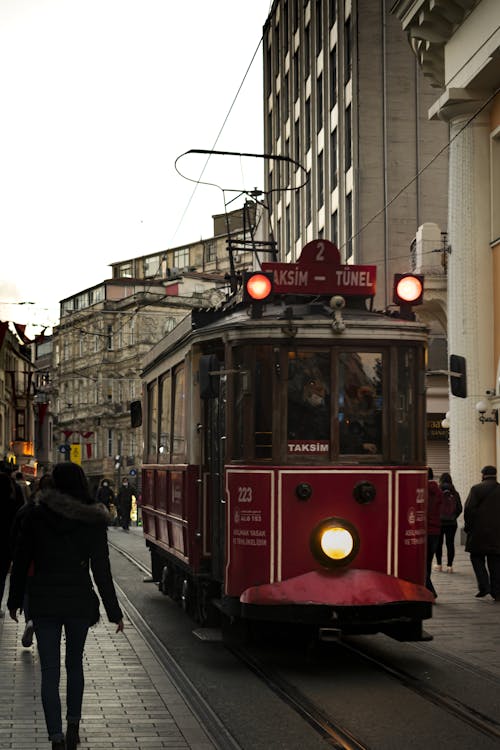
391,0,500,496
0,322,36,479
262,0,449,308
47,203,267,495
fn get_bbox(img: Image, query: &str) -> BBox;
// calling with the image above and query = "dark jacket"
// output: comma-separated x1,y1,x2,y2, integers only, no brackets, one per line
427,480,444,535
117,483,134,515
8,489,123,623
464,478,500,555
0,474,24,565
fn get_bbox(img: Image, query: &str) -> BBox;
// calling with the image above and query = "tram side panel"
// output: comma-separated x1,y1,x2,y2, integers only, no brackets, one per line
142,464,204,574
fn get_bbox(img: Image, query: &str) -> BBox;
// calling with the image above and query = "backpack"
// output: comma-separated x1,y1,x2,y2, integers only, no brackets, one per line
440,488,460,522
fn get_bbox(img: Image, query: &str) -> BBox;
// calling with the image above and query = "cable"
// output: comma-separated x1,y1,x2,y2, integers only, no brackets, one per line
341,86,500,254
169,35,265,245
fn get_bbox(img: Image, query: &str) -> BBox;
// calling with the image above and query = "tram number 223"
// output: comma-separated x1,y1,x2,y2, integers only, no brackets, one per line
238,486,253,503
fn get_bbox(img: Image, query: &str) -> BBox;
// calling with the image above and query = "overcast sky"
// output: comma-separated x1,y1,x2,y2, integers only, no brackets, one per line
0,0,271,333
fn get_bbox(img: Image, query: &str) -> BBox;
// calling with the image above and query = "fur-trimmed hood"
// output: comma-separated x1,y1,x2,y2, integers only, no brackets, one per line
39,489,110,526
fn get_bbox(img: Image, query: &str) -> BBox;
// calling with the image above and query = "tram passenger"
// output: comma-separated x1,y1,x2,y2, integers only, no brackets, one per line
287,355,330,441
7,462,124,750
339,385,380,454
426,468,443,598
464,465,500,600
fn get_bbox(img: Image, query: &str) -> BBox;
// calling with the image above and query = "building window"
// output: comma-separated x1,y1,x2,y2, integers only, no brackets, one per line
346,192,353,260
329,46,337,108
283,72,289,122
106,325,113,351
318,151,324,209
330,128,338,189
345,105,352,170
331,209,338,245
293,0,299,32
107,429,113,458
295,193,301,241
305,97,311,152
304,23,311,79
143,255,161,278
306,181,312,226
206,240,217,263
330,0,337,25
117,262,133,278
173,247,189,269
344,16,352,84
293,50,299,101
286,204,291,254
316,73,323,133
315,0,322,52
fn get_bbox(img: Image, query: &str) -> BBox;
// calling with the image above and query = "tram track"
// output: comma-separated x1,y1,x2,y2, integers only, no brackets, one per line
340,639,500,743
109,539,500,748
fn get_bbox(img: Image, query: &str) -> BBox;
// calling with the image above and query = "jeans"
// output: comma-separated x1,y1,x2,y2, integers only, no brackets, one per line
435,524,458,567
33,616,89,741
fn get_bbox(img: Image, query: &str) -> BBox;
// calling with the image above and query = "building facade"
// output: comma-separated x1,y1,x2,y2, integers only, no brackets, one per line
0,322,36,478
391,0,500,497
262,0,449,308
45,203,267,495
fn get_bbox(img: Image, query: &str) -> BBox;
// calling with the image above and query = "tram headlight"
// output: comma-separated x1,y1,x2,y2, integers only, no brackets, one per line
310,517,360,568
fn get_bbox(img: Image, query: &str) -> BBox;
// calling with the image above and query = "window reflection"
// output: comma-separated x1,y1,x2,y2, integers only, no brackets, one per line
339,352,382,454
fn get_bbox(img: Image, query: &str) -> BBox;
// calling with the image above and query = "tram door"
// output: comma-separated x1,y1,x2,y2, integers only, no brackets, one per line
202,355,226,583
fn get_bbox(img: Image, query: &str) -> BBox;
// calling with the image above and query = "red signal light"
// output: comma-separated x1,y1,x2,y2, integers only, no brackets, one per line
394,274,423,304
242,271,274,318
245,273,273,301
392,273,424,320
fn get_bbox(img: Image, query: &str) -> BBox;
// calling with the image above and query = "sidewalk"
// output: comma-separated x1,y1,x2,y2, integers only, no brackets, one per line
0,549,215,750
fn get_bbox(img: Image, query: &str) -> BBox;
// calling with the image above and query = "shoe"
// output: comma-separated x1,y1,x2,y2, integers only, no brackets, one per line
446,566,454,573
51,741,65,749
475,590,490,597
21,620,34,647
66,721,80,749
433,564,442,572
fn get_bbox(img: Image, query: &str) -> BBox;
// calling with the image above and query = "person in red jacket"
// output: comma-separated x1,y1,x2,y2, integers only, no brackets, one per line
426,467,444,597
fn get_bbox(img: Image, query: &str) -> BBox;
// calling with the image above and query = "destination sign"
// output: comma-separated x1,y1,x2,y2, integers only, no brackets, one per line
262,239,377,297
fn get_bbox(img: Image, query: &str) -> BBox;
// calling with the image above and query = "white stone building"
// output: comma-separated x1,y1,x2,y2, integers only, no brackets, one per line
391,0,500,497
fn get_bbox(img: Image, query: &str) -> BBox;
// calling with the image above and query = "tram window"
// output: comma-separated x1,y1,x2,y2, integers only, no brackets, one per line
255,347,273,460
159,372,172,463
147,381,158,461
394,347,417,462
339,352,382,455
172,366,186,461
287,351,330,451
232,348,248,460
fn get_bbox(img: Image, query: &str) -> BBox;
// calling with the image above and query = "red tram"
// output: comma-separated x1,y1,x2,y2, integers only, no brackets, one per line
139,240,434,642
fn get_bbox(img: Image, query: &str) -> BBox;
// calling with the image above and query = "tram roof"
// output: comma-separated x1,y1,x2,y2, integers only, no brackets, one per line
141,300,428,377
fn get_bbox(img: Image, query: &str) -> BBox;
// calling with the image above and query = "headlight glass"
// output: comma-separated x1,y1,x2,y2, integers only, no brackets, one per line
320,527,354,560
310,517,360,568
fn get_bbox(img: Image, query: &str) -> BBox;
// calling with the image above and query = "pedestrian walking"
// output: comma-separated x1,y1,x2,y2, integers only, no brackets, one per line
426,467,443,598
10,473,54,648
117,477,135,531
7,462,124,750
464,465,500,600
434,471,463,573
0,472,23,616
95,479,117,525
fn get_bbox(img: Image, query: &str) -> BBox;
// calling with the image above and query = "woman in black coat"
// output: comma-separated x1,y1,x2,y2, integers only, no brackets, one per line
8,462,124,750
0,471,23,616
